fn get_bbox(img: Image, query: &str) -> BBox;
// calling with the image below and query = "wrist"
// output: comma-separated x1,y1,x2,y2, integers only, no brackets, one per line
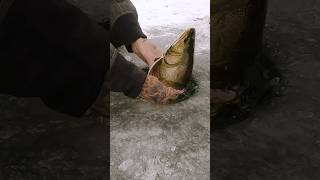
132,38,146,54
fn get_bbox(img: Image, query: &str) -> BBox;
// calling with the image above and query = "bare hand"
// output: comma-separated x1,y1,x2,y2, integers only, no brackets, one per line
132,38,163,66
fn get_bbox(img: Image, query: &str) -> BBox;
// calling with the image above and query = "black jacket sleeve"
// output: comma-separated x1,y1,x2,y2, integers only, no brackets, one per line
110,13,146,52
109,47,146,98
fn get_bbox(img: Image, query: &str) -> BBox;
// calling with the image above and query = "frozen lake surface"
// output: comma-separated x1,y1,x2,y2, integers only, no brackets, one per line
133,0,210,52
111,0,210,179
133,0,210,27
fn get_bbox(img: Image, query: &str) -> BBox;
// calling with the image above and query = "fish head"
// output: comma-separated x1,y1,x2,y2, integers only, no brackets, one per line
165,28,195,65
148,28,196,89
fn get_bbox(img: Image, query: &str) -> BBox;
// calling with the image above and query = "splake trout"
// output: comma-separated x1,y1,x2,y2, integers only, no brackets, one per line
148,28,195,89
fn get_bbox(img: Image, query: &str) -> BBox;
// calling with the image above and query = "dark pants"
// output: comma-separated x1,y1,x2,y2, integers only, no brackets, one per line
0,0,146,116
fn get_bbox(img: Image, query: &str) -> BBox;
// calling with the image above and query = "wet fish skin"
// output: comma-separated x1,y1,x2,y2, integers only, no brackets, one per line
149,28,195,89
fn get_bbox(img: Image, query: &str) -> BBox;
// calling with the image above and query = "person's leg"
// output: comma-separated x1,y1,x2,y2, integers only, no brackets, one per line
0,0,109,116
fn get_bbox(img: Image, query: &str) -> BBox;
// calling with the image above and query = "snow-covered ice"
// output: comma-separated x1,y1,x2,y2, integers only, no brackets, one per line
133,0,210,27
132,0,210,52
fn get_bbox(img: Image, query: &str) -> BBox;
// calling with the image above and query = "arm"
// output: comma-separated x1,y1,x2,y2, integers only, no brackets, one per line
110,0,145,50
110,0,163,66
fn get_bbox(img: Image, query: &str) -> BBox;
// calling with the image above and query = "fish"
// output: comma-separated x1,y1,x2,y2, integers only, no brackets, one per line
148,28,195,90
211,0,268,129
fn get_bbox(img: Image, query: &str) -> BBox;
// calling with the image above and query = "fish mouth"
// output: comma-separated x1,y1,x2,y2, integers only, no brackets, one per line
164,28,195,65
171,28,195,49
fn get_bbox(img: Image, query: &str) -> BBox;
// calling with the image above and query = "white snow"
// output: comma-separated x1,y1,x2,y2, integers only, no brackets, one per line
132,0,210,52
132,0,210,27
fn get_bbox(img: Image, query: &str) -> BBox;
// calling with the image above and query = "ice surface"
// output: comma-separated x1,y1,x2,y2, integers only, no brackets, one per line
133,0,210,52
133,0,210,26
